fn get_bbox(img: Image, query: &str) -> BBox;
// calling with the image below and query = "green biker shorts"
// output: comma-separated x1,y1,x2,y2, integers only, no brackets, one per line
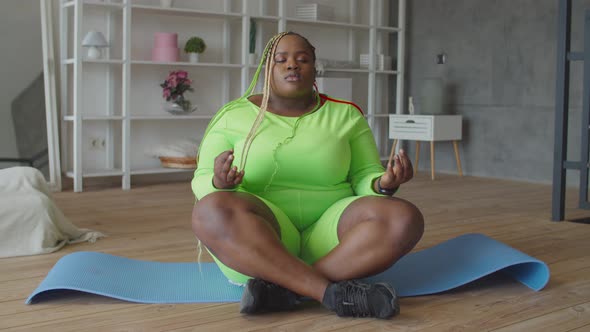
208,194,362,285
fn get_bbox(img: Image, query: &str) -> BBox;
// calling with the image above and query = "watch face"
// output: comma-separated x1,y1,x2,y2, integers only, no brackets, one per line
377,178,392,195
380,188,394,195
377,179,397,195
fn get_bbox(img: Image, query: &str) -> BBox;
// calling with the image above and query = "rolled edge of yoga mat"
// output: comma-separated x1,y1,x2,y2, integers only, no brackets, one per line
363,233,550,296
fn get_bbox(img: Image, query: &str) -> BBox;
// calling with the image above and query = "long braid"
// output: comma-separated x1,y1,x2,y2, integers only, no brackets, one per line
238,32,289,171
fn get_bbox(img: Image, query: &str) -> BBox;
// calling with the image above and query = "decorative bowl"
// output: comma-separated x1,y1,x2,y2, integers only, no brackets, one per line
159,156,197,169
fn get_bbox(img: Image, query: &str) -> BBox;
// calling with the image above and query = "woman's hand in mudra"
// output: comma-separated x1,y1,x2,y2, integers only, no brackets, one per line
213,149,244,189
380,149,414,191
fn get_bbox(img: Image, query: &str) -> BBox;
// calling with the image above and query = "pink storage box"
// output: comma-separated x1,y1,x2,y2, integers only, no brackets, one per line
152,47,179,62
152,32,178,62
153,32,178,48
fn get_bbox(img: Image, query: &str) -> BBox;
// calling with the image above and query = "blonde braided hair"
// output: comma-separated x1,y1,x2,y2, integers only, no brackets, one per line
238,31,317,171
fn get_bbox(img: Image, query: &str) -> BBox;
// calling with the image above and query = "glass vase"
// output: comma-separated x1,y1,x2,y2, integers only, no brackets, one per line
164,96,197,115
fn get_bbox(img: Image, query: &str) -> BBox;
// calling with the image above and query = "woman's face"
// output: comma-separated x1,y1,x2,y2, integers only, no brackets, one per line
270,35,315,99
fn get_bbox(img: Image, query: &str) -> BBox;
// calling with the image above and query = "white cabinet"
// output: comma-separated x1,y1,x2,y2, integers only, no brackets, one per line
389,115,463,180
60,0,406,191
389,115,462,141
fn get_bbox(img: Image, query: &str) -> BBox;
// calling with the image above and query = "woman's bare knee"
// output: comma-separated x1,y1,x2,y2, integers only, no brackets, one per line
339,197,424,251
191,191,280,242
192,192,242,240
382,199,424,252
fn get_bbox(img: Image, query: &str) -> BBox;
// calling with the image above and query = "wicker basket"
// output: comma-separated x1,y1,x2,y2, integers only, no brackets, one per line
159,156,197,169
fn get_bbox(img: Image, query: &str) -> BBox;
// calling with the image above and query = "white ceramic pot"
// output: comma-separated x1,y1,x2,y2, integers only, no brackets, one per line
189,53,199,63
160,0,173,8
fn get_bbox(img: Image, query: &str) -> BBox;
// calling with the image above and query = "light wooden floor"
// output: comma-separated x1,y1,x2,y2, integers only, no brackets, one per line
2,174,590,331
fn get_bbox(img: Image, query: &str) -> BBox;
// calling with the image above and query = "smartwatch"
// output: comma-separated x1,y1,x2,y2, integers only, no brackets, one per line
377,177,398,196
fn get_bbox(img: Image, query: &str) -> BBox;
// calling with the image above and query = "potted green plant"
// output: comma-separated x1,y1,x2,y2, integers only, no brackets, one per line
184,37,206,63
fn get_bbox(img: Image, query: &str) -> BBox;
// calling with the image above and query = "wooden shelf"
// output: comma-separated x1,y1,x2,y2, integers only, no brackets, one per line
251,15,281,22
64,115,124,121
63,1,124,10
66,167,195,177
63,59,124,65
367,114,392,118
129,115,214,120
130,167,195,175
64,115,213,121
248,67,396,74
376,70,399,75
66,169,124,178
286,18,398,31
131,60,242,68
132,5,242,19
85,1,124,10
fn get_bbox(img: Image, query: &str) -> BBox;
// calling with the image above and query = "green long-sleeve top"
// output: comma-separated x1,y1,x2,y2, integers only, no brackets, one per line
192,95,385,231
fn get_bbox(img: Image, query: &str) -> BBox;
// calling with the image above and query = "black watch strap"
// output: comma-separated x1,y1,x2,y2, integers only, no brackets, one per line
377,177,398,196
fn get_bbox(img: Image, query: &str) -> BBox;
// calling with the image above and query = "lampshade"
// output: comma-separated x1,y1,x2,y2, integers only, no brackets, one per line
82,31,108,47
82,31,108,60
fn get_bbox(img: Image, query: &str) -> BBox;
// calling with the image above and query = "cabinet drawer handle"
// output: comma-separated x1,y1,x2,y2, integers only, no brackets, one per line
405,120,415,123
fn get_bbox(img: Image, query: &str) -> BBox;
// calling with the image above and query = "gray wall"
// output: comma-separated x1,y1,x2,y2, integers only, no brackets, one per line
406,0,590,184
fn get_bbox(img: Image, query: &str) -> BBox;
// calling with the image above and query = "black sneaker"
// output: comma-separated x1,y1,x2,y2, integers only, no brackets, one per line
322,280,400,319
240,278,300,314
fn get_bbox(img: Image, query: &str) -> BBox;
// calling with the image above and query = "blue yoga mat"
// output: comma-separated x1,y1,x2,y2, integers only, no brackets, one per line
26,233,550,304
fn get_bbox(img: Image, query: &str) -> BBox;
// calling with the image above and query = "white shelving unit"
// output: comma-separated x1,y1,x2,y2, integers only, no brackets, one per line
59,0,406,192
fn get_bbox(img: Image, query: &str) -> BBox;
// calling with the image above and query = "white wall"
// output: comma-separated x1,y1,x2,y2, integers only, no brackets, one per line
0,0,43,162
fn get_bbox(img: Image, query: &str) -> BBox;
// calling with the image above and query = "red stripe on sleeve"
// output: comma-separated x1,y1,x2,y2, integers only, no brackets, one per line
319,94,365,115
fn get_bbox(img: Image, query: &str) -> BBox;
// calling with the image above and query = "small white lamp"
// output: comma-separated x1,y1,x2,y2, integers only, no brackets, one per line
82,31,108,59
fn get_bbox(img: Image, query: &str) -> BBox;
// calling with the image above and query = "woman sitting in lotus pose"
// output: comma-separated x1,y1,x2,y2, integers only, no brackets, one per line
191,31,424,319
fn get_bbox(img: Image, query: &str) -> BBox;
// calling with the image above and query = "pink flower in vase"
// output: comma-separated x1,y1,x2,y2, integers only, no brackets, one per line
167,75,178,88
160,70,195,113
163,88,171,99
176,70,188,79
